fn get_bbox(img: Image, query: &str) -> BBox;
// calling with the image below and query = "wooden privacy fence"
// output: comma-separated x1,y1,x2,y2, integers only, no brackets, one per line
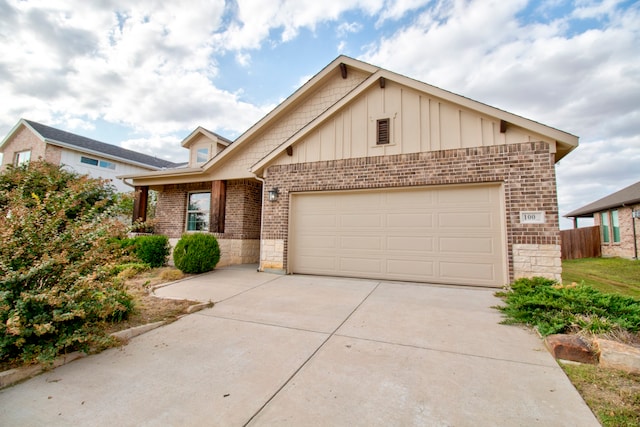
560,226,601,260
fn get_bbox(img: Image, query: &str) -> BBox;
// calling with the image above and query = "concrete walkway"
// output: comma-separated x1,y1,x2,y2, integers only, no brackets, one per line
0,265,600,426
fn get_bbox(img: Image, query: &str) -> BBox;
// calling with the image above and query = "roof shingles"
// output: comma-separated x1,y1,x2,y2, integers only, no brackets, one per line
565,181,640,217
24,120,179,170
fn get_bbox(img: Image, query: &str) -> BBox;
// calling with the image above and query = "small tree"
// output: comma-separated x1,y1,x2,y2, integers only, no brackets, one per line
173,233,221,274
0,162,134,364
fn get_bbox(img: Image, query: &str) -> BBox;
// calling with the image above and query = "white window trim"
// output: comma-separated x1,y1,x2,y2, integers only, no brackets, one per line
14,150,31,166
185,192,211,232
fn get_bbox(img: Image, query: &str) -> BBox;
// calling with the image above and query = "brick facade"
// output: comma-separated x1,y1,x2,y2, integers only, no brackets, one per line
594,204,640,259
261,141,561,282
155,179,262,266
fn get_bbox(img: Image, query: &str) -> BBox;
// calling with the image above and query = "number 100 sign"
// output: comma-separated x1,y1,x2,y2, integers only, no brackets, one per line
520,211,545,224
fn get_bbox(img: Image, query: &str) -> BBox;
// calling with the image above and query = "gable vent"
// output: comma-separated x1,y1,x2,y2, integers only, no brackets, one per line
376,118,390,145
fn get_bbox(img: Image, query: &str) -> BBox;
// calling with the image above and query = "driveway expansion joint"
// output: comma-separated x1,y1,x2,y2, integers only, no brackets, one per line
242,281,383,426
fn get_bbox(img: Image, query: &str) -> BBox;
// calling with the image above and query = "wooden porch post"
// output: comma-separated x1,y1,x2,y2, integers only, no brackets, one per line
211,180,226,233
132,186,149,223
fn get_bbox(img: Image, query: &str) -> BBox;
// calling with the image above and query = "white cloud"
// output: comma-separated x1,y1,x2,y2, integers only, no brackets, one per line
211,0,384,51
120,135,187,163
337,21,364,37
0,0,265,144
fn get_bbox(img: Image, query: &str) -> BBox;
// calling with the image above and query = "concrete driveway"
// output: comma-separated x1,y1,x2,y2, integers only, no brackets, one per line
0,265,599,426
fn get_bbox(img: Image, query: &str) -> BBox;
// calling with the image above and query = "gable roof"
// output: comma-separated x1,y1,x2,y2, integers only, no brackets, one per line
121,55,579,184
565,181,640,218
181,126,232,148
251,58,579,174
1,119,180,170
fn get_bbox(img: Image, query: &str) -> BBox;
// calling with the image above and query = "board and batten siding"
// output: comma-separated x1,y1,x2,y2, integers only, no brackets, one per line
212,68,372,180
273,82,554,166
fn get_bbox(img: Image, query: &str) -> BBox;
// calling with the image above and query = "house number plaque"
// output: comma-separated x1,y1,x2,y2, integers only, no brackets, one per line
520,211,546,224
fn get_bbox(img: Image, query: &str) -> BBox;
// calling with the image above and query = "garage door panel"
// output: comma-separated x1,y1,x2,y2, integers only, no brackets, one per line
438,237,495,255
438,212,494,228
387,213,433,228
297,213,337,228
340,236,382,250
387,236,434,252
341,213,382,227
297,255,336,271
386,190,434,206
439,261,496,282
386,259,434,277
339,257,383,275
437,186,493,204
297,235,337,250
290,185,505,286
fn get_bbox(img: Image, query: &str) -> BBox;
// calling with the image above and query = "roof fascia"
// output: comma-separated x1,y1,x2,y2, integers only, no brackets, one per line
117,167,203,180
181,126,231,148
565,197,640,218
0,119,46,149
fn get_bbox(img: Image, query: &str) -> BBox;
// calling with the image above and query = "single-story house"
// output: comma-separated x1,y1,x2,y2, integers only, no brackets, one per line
0,119,180,192
119,56,579,287
565,181,640,259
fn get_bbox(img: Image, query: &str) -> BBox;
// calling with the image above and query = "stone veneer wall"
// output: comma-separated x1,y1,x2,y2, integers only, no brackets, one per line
261,141,562,282
156,179,262,266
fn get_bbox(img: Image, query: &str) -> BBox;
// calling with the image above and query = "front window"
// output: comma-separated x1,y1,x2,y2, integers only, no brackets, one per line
186,192,210,231
14,150,31,166
611,210,620,243
196,148,209,164
601,212,610,243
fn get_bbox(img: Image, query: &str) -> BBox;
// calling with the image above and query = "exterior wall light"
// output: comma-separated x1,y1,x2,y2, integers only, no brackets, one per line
268,187,279,202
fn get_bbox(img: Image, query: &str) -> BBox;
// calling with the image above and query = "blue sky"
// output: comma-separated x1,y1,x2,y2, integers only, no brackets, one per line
0,0,639,229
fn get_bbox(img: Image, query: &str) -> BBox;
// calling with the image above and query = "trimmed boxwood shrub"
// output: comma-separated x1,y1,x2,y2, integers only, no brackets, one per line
133,235,170,268
173,233,221,274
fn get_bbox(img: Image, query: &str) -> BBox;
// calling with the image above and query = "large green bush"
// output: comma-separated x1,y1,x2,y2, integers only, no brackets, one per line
173,233,221,274
132,235,170,268
0,162,134,364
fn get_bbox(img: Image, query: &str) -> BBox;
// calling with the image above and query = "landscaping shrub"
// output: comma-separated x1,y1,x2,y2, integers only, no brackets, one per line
159,268,185,281
132,235,170,268
0,161,134,365
114,263,151,279
173,233,221,274
495,277,640,336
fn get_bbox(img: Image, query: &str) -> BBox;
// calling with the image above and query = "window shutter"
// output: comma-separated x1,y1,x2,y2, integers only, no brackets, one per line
377,118,390,145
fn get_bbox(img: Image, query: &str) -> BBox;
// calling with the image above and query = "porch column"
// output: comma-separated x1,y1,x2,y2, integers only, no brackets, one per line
211,180,226,233
132,185,149,223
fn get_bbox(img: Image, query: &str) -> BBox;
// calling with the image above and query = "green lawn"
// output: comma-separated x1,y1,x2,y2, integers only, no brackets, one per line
562,257,640,298
559,257,640,426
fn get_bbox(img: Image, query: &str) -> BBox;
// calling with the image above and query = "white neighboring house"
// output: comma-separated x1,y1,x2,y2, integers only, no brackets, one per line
0,119,181,192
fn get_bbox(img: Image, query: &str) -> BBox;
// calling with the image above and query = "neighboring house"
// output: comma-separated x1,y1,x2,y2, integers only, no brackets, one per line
0,119,180,192
120,56,579,287
565,181,640,259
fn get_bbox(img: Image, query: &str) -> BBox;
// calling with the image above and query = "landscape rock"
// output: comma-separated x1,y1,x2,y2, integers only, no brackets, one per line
544,334,598,364
595,339,640,374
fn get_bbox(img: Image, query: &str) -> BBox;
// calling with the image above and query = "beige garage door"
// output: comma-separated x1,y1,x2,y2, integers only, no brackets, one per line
289,184,506,287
